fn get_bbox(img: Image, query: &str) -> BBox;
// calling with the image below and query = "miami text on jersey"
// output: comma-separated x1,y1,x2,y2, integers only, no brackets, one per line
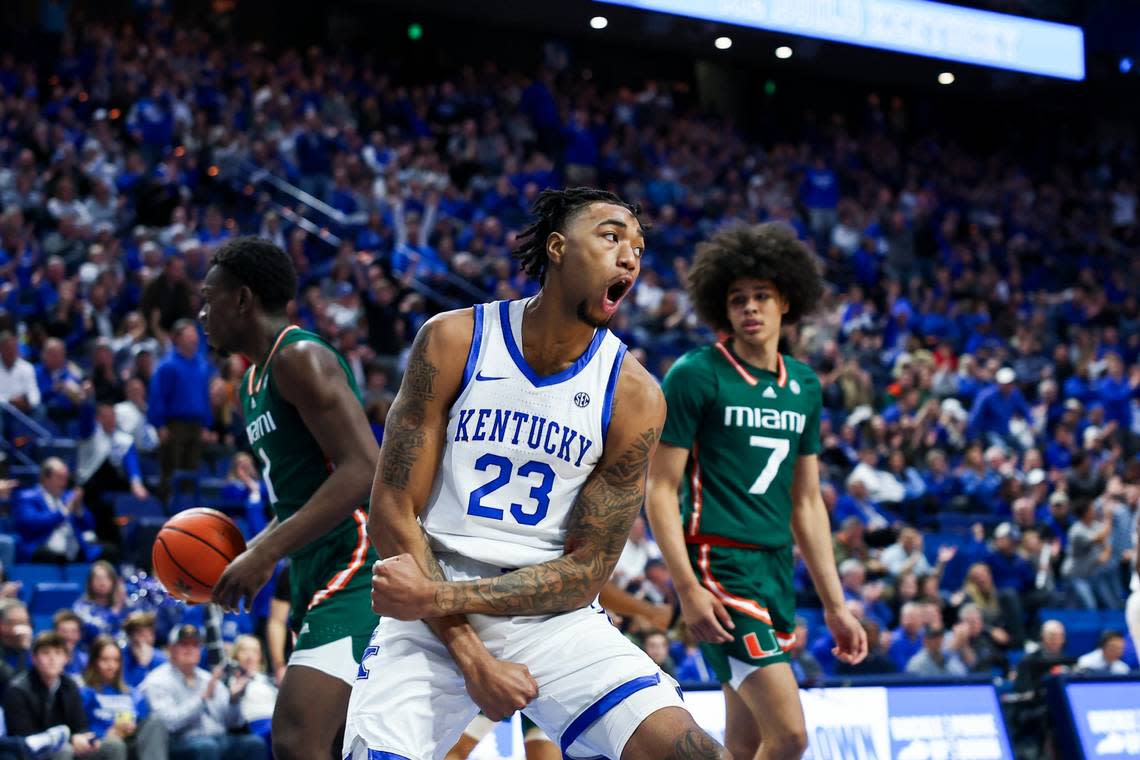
723,405,806,434
453,407,595,467
246,410,278,443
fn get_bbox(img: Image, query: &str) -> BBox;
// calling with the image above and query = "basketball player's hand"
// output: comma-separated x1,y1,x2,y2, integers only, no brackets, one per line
677,586,734,644
212,548,276,613
464,656,539,721
370,555,438,619
825,606,868,665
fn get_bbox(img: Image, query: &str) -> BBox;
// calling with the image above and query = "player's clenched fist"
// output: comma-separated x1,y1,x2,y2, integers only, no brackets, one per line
463,656,539,721
371,555,438,619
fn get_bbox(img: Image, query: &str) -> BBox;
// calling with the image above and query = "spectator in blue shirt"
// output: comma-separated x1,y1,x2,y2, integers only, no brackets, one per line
35,337,84,430
985,523,1036,593
967,367,1032,448
81,635,168,758
12,458,100,563
148,320,215,497
121,612,166,689
887,602,925,671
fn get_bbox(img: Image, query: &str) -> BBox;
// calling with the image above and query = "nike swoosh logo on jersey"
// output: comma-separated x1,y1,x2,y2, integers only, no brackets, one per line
475,371,507,381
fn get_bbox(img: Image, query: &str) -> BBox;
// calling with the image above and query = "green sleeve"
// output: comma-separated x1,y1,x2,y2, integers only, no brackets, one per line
660,353,716,450
799,377,822,456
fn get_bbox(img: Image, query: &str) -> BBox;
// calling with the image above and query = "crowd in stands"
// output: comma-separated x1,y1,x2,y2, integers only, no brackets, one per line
0,3,1134,757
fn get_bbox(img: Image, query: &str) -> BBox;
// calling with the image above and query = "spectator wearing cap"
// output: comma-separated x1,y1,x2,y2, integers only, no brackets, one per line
148,320,214,497
0,330,39,413
966,367,1032,449
3,632,109,759
121,613,165,689
905,625,968,677
1075,630,1130,674
1064,500,1121,610
139,625,267,760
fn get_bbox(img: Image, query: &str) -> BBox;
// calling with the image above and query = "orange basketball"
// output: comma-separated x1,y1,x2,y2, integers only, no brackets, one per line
152,508,247,604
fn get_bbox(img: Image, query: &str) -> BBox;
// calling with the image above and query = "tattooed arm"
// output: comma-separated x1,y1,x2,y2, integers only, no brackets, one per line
373,358,666,617
370,310,537,719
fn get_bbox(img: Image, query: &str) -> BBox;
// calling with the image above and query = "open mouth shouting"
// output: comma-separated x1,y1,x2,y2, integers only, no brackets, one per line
601,275,634,317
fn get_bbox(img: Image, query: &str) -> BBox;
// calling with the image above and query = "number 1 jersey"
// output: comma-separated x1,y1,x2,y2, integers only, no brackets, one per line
660,343,822,550
422,299,627,568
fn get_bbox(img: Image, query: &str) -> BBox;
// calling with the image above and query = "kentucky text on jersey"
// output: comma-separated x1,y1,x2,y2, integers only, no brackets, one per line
246,410,278,443
723,405,806,434
453,408,594,467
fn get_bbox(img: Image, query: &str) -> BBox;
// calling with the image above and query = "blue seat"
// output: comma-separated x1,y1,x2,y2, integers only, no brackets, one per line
62,563,92,586
169,470,201,512
1038,608,1104,656
9,466,39,487
8,564,63,599
114,493,166,520
37,439,78,471
199,477,228,505
796,608,824,642
32,613,55,634
30,581,81,614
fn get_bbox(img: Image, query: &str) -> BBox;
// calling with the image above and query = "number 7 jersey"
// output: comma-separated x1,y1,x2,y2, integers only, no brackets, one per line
659,342,822,550
421,299,628,568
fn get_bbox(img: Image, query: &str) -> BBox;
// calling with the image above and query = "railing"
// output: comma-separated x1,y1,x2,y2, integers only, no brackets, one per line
0,400,55,466
225,158,495,311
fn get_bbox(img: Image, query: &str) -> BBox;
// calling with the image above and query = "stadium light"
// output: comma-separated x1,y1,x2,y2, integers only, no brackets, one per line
714,36,732,50
407,23,423,41
1121,57,1133,74
590,16,609,29
938,71,956,85
775,46,793,59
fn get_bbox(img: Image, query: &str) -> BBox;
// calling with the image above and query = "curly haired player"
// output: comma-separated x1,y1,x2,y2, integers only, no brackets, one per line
647,223,867,760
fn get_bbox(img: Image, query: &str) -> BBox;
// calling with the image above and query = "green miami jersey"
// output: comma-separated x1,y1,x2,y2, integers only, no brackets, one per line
660,342,822,549
239,325,378,656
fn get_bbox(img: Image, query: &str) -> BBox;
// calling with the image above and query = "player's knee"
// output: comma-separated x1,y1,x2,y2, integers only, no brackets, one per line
725,738,759,760
765,726,808,760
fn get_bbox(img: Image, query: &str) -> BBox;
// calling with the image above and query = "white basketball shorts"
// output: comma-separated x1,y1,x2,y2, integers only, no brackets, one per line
342,553,686,760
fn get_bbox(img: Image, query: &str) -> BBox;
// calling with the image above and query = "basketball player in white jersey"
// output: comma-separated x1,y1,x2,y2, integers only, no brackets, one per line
344,188,727,760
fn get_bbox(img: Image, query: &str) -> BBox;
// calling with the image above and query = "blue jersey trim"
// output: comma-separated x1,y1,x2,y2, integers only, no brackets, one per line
459,303,485,395
559,672,661,754
499,300,606,387
366,750,414,759
601,342,627,446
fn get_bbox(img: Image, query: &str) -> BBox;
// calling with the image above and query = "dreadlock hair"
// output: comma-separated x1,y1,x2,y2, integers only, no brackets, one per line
210,236,298,313
512,187,643,283
687,222,823,332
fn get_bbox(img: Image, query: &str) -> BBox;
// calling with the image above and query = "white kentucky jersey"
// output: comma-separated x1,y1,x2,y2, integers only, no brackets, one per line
421,298,628,568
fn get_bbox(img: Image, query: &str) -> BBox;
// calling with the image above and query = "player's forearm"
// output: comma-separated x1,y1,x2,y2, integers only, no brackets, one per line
599,581,663,619
645,481,701,592
244,517,278,551
432,551,608,616
792,496,846,613
256,463,372,559
374,492,499,671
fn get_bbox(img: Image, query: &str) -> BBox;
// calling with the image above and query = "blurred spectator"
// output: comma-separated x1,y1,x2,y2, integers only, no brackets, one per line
3,632,107,759
52,611,87,680
611,516,661,590
76,396,148,549
887,602,925,672
148,320,214,496
139,257,194,338
0,600,31,675
880,527,930,577
905,625,967,676
1075,630,1130,675
13,458,101,564
0,331,39,413
79,635,168,758
220,454,270,537
985,523,1035,594
787,617,823,685
114,377,159,455
672,624,714,685
140,625,267,760
967,367,1031,448
1065,500,1121,609
956,603,1009,674
639,629,676,679
121,613,165,690
227,636,276,750
36,338,85,429
73,562,130,645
